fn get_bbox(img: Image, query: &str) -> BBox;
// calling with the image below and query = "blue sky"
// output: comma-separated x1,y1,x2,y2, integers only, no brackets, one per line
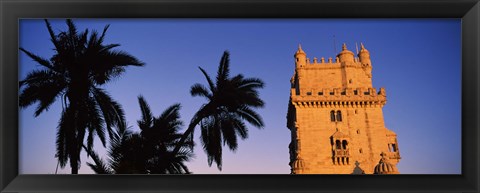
19,19,461,174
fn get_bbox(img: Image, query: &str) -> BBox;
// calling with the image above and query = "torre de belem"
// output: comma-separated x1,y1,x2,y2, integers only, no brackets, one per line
287,43,401,174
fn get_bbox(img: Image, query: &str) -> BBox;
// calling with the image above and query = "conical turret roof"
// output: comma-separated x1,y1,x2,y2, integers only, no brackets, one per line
295,44,306,55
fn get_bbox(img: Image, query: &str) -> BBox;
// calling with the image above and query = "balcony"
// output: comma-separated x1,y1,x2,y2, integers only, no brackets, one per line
333,149,349,157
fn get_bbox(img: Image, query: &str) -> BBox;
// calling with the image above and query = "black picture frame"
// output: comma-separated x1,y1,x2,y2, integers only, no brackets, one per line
1,0,478,192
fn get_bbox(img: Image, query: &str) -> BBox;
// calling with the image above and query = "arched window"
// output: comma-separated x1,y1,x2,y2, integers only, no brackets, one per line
335,140,342,149
330,110,336,122
342,140,348,149
336,110,342,122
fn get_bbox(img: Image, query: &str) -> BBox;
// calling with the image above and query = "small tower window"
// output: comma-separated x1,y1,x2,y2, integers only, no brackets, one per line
359,148,363,153
335,140,342,149
331,110,343,122
357,129,360,134
336,111,342,122
342,140,348,149
388,143,398,152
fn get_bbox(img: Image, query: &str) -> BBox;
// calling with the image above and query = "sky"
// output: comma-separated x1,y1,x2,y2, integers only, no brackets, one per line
19,19,461,174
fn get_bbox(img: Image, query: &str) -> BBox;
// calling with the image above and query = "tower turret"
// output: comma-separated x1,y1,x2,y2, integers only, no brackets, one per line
294,44,307,67
374,152,399,174
336,43,355,63
358,43,371,66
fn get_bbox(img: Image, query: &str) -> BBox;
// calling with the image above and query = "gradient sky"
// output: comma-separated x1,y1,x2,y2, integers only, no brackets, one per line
19,19,461,174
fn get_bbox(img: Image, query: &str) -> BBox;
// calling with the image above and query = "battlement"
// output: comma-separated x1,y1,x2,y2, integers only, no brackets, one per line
298,57,370,70
304,56,362,65
290,87,387,108
294,87,385,97
295,43,372,70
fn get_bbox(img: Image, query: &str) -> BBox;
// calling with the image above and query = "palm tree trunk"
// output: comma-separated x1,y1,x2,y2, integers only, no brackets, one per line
70,148,79,174
171,116,202,156
71,166,79,174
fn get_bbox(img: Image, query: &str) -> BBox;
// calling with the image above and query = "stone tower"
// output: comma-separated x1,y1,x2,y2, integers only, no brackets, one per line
287,43,400,174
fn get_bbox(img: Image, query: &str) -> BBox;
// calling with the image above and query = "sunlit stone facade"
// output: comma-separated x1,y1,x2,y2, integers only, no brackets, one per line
287,43,400,174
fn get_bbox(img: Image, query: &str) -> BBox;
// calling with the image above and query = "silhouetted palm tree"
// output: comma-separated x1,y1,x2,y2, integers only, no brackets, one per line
86,96,192,174
173,51,265,170
19,19,144,174
137,95,192,174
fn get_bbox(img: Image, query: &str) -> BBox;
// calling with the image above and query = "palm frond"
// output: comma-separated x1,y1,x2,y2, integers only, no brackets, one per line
157,103,183,131
99,44,120,53
198,67,216,93
91,50,144,85
19,48,55,70
216,51,230,82
200,116,223,170
85,96,106,149
44,19,62,52
92,87,126,141
19,70,66,116
98,24,110,44
219,115,239,151
55,111,69,168
236,106,264,128
66,19,78,43
190,83,212,99
84,146,113,174
137,95,154,131
238,77,265,90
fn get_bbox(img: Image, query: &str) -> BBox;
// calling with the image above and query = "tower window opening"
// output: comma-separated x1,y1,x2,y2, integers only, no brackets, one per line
354,90,358,95
349,79,352,84
307,92,312,95
336,111,343,122
330,111,336,122
342,140,348,149
330,92,334,95
357,129,360,134
335,140,342,149
392,144,397,152
359,148,363,153
318,92,323,95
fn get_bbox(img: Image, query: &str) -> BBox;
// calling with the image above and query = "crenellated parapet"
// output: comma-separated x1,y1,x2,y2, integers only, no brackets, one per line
297,43,372,68
290,87,387,108
300,58,370,69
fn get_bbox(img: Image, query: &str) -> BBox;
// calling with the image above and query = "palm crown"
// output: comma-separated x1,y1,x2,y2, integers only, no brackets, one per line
86,96,193,174
175,51,265,170
19,19,144,174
